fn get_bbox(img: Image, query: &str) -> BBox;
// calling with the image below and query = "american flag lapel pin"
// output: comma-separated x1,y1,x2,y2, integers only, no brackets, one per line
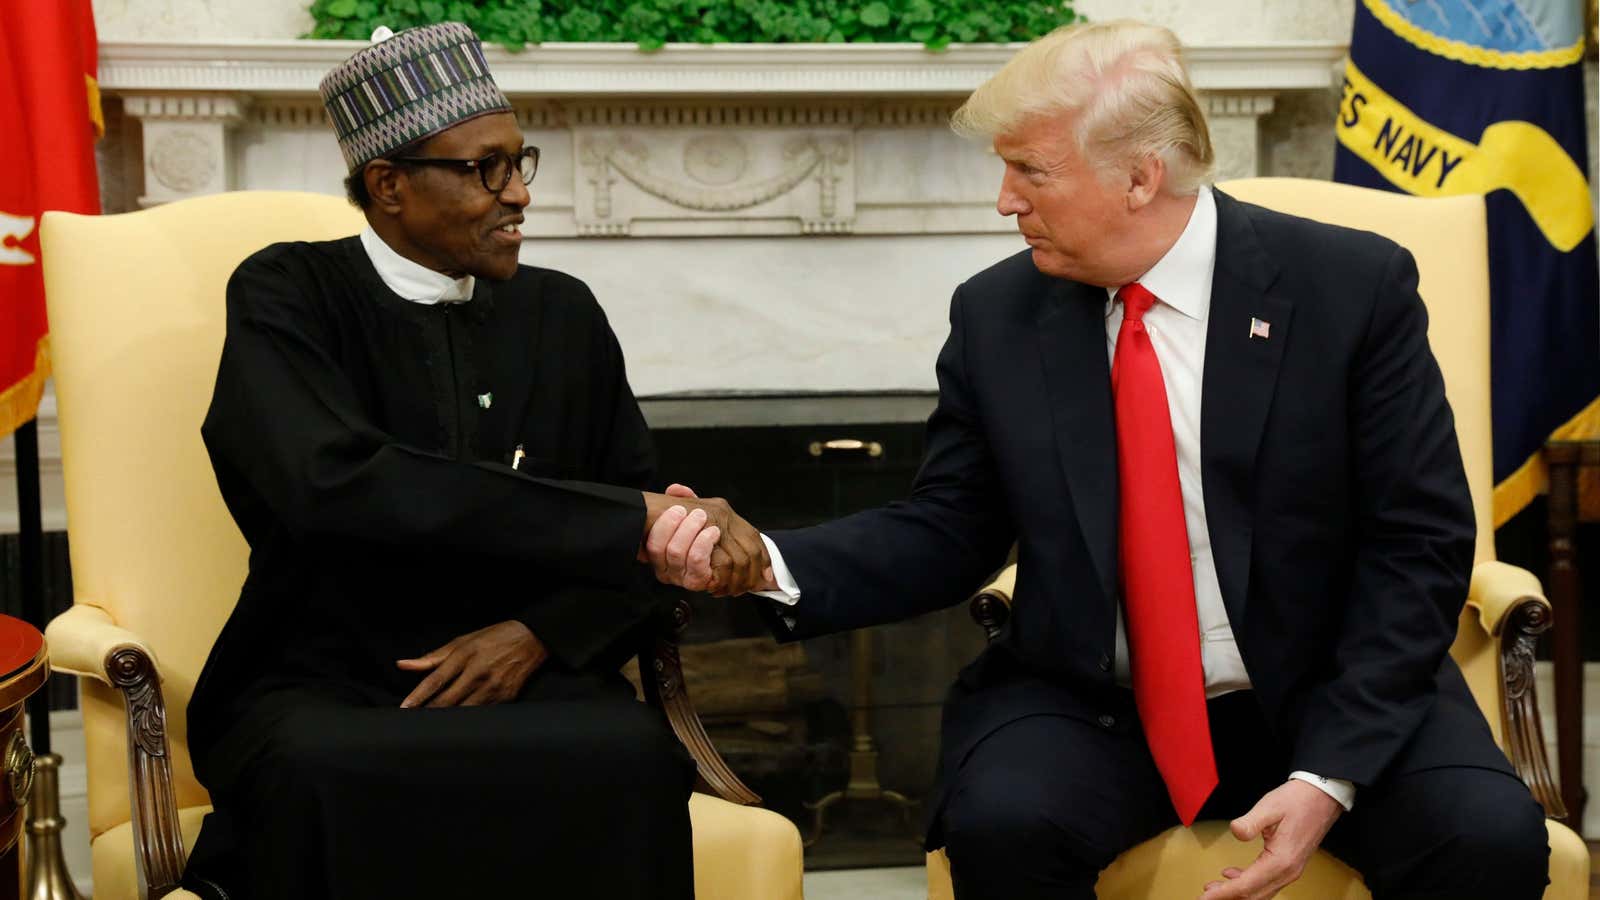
1249,317,1271,340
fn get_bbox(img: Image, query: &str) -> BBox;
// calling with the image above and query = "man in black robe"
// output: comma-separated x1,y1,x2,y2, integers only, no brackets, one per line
181,22,767,899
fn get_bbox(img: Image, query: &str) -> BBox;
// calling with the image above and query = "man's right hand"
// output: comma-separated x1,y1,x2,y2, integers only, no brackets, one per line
641,485,774,596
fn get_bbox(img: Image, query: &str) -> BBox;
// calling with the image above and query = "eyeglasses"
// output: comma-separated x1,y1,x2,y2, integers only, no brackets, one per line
389,146,541,194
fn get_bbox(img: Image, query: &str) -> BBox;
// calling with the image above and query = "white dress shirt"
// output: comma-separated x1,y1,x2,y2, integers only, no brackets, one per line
360,225,475,303
1100,185,1243,697
760,187,1353,810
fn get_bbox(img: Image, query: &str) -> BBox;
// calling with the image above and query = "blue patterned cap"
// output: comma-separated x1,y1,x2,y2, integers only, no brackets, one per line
318,22,513,171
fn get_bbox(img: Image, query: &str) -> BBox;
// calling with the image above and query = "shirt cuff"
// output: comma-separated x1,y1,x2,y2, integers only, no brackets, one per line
756,534,801,605
1289,771,1355,811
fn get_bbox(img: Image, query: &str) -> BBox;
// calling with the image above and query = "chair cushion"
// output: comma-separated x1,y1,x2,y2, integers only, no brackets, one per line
928,818,1589,899
1546,817,1589,899
91,795,803,900
91,805,209,900
1096,821,1369,898
688,793,804,900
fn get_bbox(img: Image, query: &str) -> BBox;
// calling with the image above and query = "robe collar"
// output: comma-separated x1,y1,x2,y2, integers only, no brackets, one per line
359,225,475,305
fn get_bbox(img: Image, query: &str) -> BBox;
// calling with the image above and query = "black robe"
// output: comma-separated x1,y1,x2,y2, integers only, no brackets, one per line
182,236,694,899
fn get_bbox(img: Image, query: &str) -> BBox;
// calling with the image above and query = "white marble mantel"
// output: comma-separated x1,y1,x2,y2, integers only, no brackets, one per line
100,39,1345,95
104,40,1346,211
90,37,1352,390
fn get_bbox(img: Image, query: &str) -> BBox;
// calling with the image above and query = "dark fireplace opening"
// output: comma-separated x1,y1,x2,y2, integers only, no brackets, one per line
648,395,988,869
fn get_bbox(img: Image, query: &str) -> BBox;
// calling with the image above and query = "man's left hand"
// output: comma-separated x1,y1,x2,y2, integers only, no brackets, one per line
396,620,547,708
1200,779,1344,899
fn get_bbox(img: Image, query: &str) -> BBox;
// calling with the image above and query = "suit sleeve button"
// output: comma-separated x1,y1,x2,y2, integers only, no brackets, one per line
1098,713,1116,728
1098,653,1112,672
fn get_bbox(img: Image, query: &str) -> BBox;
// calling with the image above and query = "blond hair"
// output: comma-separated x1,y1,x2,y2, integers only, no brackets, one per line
952,20,1214,194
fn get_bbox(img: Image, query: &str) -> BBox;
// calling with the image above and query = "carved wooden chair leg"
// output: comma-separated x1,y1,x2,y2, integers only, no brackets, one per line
641,598,761,806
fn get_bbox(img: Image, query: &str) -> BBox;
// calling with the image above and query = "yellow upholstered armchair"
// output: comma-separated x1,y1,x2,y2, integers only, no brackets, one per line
928,178,1590,899
39,191,802,900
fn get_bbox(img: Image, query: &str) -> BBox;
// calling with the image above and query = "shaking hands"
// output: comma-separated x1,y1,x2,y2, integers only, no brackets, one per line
640,484,777,596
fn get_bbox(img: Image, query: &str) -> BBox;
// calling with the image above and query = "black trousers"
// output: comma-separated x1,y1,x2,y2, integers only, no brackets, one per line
941,691,1549,900
183,671,697,900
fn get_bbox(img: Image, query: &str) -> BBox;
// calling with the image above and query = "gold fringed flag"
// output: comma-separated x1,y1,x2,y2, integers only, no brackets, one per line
0,0,102,437
1333,0,1599,526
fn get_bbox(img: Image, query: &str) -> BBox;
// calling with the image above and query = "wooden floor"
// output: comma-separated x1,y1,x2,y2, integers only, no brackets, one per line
1589,841,1600,898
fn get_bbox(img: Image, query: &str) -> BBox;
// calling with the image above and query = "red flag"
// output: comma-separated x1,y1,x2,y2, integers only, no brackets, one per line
0,0,101,437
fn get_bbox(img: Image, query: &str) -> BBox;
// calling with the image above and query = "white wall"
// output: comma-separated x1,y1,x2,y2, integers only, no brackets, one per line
1077,0,1354,41
92,0,314,41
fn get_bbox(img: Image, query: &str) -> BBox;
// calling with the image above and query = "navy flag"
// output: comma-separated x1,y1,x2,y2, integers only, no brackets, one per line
1334,0,1598,526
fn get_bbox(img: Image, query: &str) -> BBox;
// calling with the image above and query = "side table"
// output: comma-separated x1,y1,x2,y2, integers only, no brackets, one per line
1545,439,1600,835
0,615,46,899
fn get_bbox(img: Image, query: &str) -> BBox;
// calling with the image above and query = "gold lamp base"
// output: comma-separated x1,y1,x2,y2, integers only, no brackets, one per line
26,754,85,900
802,630,919,848
802,744,918,847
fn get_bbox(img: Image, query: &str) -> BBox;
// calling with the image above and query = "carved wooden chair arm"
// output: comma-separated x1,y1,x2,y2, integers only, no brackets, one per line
640,597,762,805
968,563,1017,642
44,604,188,899
1466,560,1565,818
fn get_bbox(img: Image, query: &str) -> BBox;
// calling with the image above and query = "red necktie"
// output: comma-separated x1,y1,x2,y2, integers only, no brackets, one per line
1111,282,1217,825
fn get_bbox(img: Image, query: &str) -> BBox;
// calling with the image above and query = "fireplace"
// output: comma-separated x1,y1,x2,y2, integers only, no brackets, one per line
639,392,988,868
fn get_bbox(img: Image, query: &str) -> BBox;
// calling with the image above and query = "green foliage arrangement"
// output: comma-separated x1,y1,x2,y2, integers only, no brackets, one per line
306,0,1079,51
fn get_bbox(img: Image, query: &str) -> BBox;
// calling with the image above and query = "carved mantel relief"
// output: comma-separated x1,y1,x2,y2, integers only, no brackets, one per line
148,130,217,194
122,94,247,207
575,124,855,236
101,42,1343,220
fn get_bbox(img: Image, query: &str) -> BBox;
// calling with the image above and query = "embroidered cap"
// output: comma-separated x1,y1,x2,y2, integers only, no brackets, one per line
318,22,513,172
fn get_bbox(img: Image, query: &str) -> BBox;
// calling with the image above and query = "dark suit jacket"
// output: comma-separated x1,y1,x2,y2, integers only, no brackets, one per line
769,190,1512,831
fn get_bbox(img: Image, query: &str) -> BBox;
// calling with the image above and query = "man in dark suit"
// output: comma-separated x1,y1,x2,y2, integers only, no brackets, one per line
647,18,1549,900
